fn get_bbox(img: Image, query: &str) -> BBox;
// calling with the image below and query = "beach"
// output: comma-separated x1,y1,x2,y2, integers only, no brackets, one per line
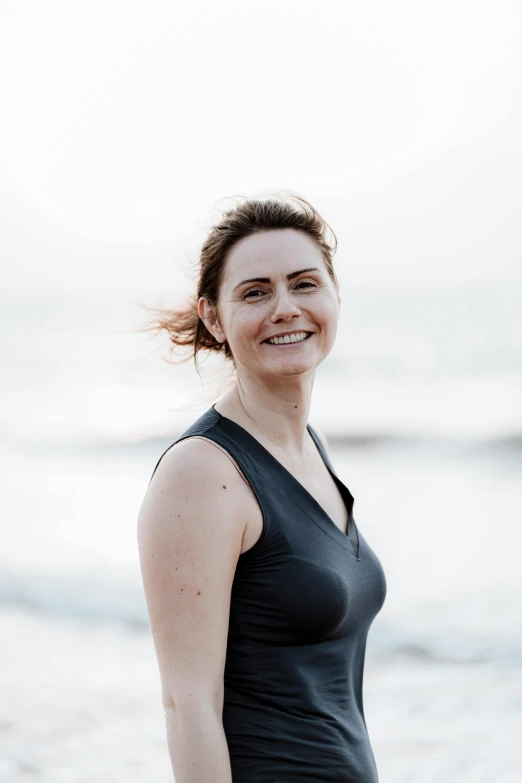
2,433,521,782
2,281,521,781
1,603,520,782
2,1,521,777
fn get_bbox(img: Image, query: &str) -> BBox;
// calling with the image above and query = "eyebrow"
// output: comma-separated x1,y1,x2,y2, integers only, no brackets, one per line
232,267,320,292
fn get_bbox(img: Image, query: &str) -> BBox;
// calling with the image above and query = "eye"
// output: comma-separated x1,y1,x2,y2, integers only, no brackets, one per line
243,288,265,299
242,281,317,300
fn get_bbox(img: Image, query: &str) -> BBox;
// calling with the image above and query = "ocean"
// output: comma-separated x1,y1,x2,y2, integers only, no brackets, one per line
1,278,521,781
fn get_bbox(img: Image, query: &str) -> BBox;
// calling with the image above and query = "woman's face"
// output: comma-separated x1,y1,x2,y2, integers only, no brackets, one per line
201,228,341,380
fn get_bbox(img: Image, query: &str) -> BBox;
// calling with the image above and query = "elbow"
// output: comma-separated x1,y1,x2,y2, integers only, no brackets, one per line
162,690,223,724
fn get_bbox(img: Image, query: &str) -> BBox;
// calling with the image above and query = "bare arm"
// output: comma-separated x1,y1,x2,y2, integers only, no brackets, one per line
137,437,249,783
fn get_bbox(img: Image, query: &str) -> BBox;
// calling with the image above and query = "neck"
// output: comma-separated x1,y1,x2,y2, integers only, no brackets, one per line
215,378,315,458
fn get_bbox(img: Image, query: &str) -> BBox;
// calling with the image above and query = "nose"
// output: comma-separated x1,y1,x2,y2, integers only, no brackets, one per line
269,286,302,323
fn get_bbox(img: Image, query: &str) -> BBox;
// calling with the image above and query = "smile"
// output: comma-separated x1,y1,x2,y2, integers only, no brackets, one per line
263,331,313,346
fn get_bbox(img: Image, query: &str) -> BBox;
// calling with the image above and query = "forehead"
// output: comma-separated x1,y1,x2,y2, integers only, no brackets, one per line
222,229,325,283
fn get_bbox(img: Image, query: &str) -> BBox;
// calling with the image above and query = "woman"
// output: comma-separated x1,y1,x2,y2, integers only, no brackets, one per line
137,193,387,782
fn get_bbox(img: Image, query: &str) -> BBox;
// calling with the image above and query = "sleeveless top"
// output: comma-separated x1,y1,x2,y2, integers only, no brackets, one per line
149,404,387,783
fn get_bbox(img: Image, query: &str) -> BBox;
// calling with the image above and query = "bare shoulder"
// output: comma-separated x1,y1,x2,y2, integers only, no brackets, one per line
139,435,251,540
136,436,252,714
146,433,245,486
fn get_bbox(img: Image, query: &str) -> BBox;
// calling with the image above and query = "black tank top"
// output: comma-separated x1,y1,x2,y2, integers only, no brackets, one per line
150,404,387,783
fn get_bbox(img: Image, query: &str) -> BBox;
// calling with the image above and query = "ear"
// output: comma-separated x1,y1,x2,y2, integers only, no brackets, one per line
198,297,227,343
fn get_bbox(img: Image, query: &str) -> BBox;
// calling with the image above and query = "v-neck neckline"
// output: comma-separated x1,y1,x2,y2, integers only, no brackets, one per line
210,404,359,557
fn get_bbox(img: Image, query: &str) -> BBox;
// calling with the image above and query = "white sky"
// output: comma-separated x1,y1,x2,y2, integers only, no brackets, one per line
1,0,521,289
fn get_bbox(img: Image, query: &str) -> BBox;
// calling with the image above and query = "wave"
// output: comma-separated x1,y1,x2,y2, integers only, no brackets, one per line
24,430,522,468
11,421,522,451
0,567,149,630
1,568,521,668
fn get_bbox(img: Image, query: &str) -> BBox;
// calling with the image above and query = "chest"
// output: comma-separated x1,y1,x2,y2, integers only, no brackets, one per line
278,452,349,535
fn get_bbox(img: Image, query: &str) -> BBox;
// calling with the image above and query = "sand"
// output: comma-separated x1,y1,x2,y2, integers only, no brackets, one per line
1,607,520,783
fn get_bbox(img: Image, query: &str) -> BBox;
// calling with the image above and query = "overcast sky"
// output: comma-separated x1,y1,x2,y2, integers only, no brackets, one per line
1,0,521,291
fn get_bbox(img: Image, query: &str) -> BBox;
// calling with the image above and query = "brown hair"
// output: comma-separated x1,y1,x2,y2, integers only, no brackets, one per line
140,190,337,375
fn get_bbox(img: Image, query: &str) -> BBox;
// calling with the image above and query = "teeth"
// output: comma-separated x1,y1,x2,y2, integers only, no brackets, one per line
267,331,310,345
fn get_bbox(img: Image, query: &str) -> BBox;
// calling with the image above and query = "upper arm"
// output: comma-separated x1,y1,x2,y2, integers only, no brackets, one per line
137,437,248,715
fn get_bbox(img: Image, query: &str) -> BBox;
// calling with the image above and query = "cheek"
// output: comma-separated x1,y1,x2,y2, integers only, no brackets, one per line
312,302,339,353
314,298,339,331
227,307,264,345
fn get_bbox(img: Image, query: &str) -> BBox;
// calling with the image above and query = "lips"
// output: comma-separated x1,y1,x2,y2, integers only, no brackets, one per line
263,331,314,345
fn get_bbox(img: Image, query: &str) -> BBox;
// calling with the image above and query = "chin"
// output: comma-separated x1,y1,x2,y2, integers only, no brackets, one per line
264,357,320,376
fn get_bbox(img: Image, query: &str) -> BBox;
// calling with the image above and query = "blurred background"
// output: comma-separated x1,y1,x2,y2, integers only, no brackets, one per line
1,1,521,781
